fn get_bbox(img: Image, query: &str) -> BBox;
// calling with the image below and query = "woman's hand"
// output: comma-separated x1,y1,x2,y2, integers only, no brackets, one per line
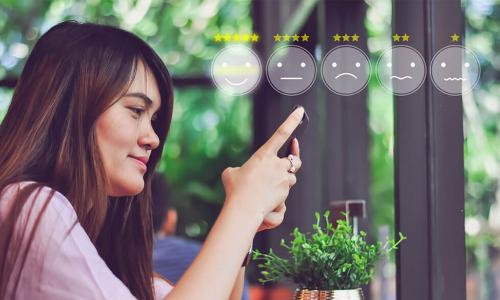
221,107,304,231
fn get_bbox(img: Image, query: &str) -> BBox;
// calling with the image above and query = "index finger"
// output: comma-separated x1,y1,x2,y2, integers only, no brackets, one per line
258,106,305,155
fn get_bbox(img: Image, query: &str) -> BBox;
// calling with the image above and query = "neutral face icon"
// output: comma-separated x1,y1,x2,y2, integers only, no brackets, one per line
211,45,262,96
266,45,316,96
377,45,426,96
321,45,370,96
430,45,480,96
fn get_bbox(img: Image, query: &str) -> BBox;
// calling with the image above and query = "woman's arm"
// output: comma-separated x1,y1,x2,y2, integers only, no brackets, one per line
164,201,260,300
228,268,245,300
164,107,305,300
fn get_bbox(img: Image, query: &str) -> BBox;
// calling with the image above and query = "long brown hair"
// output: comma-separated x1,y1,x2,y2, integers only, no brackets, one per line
0,21,174,299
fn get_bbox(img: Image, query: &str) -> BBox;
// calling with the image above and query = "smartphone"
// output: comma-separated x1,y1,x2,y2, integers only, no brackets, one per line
277,105,309,157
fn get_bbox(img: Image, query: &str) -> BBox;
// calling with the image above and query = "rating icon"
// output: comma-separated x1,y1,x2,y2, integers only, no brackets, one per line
214,33,260,43
332,33,360,42
273,33,310,42
392,33,410,42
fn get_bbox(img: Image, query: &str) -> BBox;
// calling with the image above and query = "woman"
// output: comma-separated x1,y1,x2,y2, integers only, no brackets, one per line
0,21,303,299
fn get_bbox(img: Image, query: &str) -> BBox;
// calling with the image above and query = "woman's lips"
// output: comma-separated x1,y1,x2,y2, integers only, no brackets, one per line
129,156,147,171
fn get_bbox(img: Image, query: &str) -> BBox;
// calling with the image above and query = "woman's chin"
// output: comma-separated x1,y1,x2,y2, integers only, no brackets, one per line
109,177,144,197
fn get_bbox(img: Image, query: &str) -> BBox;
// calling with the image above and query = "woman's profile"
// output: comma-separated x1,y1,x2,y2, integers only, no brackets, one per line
0,21,304,300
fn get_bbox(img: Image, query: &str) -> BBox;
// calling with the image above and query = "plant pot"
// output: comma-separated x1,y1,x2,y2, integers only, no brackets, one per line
293,288,364,300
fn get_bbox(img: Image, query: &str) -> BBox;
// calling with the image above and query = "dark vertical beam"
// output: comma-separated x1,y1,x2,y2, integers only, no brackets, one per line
394,0,466,299
322,0,371,298
323,0,370,225
251,0,326,264
249,0,327,286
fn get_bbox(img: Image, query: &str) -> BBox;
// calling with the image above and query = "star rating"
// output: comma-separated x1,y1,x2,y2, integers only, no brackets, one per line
213,33,260,43
451,33,460,42
273,33,310,42
331,33,361,43
393,33,411,43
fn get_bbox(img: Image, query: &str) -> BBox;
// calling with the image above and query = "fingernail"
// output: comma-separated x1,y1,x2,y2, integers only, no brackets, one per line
293,105,304,114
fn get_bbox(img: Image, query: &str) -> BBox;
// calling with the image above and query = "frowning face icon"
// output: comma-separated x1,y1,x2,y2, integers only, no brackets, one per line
430,45,480,96
211,45,262,96
266,45,317,96
377,45,426,96
321,45,370,96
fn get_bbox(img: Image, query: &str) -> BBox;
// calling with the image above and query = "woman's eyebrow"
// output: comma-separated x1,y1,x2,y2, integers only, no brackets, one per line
124,92,160,113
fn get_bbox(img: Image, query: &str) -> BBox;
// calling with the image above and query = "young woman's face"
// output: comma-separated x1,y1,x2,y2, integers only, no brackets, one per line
96,61,161,196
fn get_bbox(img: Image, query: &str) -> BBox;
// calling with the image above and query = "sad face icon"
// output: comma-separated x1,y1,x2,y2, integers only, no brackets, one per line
321,45,371,96
377,45,426,96
430,45,480,96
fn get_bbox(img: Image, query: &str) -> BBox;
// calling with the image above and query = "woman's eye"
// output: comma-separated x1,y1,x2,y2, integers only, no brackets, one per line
129,107,145,117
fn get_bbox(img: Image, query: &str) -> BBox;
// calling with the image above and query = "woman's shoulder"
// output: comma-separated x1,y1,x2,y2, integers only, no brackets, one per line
1,181,138,299
0,180,77,234
1,180,73,213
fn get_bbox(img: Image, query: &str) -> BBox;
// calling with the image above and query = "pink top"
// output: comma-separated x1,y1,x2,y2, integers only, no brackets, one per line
0,181,172,299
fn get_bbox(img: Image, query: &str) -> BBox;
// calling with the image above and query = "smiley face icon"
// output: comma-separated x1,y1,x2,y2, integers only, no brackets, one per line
321,45,370,96
430,45,480,96
266,45,316,96
211,45,262,96
377,45,426,96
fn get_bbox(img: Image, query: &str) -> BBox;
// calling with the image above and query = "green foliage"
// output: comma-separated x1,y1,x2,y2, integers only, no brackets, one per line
252,211,406,290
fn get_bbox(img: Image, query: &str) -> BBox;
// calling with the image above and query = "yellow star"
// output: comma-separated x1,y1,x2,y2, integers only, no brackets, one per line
342,34,350,42
223,33,231,42
292,34,300,42
232,33,240,42
301,33,309,42
332,33,341,42
214,33,222,42
273,34,281,42
351,34,360,42
402,34,410,42
242,34,250,42
283,34,290,42
251,33,259,42
451,33,460,42
392,33,401,42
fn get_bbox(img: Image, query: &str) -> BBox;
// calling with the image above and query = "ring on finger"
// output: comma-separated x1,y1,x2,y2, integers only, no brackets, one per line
287,154,296,173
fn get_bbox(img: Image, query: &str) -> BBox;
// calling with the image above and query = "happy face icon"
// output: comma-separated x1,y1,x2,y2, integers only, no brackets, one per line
211,45,262,96
266,45,317,96
321,45,370,96
377,45,426,96
430,45,480,96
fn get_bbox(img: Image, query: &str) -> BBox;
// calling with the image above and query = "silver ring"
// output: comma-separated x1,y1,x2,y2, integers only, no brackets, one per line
287,154,296,173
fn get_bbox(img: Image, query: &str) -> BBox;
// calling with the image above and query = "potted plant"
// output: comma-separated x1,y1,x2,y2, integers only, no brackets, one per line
252,211,406,300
